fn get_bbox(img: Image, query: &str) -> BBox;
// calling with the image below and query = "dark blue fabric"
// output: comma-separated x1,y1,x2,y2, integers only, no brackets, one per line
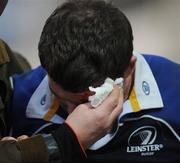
143,55,180,136
9,66,47,136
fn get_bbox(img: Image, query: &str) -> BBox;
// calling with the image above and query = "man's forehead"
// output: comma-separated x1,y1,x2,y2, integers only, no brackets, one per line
49,78,94,103
0,0,8,16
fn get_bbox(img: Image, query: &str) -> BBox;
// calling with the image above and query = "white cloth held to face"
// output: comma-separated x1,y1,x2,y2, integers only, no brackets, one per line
88,77,124,107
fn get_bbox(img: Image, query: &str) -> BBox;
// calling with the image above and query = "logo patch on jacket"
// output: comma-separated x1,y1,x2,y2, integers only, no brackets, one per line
127,126,163,156
40,94,47,105
142,81,150,95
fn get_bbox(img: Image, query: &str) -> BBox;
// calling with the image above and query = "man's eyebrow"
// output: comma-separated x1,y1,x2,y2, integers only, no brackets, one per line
49,85,82,105
49,85,60,99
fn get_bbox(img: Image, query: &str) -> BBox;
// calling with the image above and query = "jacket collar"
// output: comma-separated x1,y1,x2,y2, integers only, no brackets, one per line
119,52,164,119
26,75,64,124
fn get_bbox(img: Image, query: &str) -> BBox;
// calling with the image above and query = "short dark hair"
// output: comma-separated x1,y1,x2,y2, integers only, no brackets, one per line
38,0,133,92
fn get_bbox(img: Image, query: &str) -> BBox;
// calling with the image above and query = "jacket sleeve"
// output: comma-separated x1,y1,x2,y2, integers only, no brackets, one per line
18,135,49,163
0,135,49,163
19,123,87,163
52,123,87,163
0,139,22,163
0,123,87,163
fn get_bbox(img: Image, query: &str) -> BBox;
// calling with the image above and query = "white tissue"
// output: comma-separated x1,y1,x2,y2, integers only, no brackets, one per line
88,77,123,107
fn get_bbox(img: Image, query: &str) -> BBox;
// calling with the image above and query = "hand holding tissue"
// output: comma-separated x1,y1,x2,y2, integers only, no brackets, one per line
88,77,123,107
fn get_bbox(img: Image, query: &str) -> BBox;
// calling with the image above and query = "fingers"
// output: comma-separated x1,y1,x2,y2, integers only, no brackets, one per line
81,102,93,109
17,135,29,141
109,87,123,122
1,135,29,142
1,136,17,141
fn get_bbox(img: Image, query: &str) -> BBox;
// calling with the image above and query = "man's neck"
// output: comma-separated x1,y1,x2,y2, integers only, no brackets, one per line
123,70,135,101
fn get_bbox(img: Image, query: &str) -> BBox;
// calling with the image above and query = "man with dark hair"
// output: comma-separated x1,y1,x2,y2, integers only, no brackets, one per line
0,0,122,162
7,0,180,162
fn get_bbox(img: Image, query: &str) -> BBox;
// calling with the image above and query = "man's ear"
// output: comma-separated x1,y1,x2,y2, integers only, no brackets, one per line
123,55,137,78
